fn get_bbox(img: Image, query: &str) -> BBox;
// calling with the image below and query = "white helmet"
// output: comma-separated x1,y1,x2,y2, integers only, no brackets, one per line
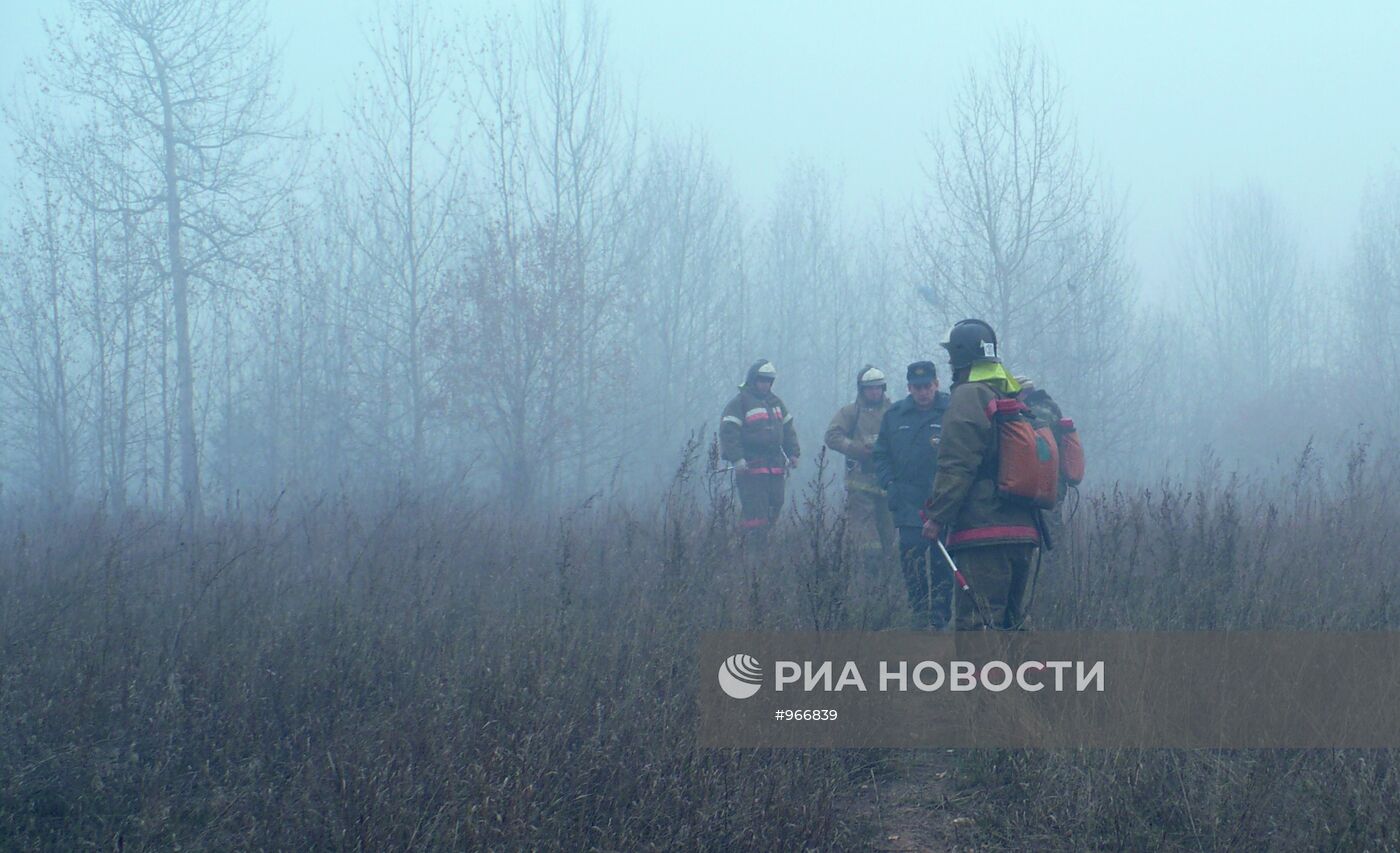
858,366,886,388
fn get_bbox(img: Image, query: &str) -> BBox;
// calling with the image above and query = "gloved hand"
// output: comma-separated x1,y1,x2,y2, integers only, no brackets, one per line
919,506,941,541
787,455,800,470
734,458,749,473
921,518,941,541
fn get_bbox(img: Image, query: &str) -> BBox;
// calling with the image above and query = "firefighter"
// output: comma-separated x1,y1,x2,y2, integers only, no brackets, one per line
872,361,951,628
825,365,896,565
720,360,800,538
922,319,1040,630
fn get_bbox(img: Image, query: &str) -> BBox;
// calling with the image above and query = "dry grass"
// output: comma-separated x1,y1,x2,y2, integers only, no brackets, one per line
1,440,1398,850
0,447,877,850
955,438,1400,851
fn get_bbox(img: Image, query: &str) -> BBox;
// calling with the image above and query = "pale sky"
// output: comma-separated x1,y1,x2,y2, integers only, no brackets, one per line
3,0,1398,302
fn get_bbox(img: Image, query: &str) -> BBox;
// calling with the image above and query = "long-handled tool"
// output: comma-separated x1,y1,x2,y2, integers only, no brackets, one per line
936,539,996,630
708,465,737,511
923,546,934,630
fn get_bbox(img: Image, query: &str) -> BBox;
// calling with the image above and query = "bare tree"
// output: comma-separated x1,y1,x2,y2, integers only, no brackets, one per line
443,1,634,506
36,0,293,523
912,32,1138,453
750,162,855,424
437,224,577,509
339,0,464,479
1348,172,1400,412
852,202,906,374
527,0,637,494
1178,183,1305,389
0,171,82,505
915,35,1092,340
72,118,154,511
622,131,743,467
241,191,360,495
5,102,159,509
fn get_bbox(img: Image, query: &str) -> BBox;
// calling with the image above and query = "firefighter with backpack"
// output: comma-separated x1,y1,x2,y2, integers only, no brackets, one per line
920,319,1084,630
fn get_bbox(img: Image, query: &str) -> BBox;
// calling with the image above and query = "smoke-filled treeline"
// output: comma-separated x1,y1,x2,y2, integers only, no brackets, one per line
0,1,1392,519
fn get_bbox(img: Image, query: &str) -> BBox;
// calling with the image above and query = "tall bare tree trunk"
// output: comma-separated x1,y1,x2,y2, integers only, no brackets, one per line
152,49,203,524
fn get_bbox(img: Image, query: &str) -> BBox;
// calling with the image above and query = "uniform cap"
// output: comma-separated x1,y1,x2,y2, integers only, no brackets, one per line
906,361,938,385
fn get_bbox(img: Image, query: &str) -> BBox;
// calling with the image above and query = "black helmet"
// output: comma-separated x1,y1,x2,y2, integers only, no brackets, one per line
940,319,999,370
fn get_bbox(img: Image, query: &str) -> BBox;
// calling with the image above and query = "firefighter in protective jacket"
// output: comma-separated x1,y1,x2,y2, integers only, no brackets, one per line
720,360,800,535
825,365,896,562
922,319,1040,630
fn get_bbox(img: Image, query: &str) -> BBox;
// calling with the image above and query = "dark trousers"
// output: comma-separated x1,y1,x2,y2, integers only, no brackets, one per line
737,472,786,536
949,544,1037,630
898,526,952,629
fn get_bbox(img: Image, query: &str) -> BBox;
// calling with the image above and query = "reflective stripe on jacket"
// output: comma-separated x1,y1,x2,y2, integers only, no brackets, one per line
720,388,799,468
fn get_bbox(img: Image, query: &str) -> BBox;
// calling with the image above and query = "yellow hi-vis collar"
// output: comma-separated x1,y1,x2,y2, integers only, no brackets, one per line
967,361,1022,394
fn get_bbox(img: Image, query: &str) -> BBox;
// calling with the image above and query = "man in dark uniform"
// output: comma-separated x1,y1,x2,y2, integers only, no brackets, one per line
873,361,951,629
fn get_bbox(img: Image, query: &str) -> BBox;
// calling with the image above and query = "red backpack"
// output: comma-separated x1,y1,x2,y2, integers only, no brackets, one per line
1018,387,1085,489
987,398,1060,509
1054,418,1085,486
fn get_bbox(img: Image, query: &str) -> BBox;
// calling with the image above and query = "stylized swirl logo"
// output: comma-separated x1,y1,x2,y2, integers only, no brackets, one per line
718,653,763,699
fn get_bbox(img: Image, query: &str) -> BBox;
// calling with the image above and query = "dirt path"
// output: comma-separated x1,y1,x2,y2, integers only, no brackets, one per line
838,750,989,852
